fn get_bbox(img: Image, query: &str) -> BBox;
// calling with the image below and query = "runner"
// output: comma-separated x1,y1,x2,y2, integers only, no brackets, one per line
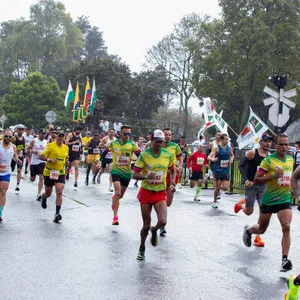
101,125,141,225
11,124,26,192
82,131,92,166
27,129,48,201
234,132,272,247
187,143,208,201
160,128,182,236
65,126,83,187
39,130,69,223
23,127,34,175
177,136,189,188
0,129,21,222
132,136,145,188
132,129,175,260
208,133,234,208
98,129,117,191
84,131,101,185
242,133,294,272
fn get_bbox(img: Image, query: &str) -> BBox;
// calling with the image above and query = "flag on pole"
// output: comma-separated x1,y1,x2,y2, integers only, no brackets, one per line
73,81,80,122
64,80,74,110
197,121,215,139
203,97,215,123
83,78,91,119
90,79,97,113
237,107,269,149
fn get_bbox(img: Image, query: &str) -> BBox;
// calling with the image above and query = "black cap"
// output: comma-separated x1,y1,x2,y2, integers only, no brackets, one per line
39,129,46,134
260,132,273,142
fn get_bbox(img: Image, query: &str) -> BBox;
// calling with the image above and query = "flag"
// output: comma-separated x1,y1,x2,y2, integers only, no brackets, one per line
64,80,74,110
72,81,80,122
90,79,97,113
213,111,228,134
203,97,215,123
83,77,92,118
197,121,215,139
237,107,269,149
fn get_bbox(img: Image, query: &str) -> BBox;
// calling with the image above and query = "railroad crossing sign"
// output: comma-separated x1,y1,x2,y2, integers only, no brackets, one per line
263,86,297,127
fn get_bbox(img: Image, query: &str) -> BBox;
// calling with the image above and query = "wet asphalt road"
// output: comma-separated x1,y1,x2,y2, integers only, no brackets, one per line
1,168,299,300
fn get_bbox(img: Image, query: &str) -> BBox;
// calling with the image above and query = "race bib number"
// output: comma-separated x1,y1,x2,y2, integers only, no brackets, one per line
93,148,100,154
277,172,291,187
49,170,60,180
72,145,80,152
147,171,164,185
220,160,229,168
0,164,7,173
197,157,204,165
116,155,129,166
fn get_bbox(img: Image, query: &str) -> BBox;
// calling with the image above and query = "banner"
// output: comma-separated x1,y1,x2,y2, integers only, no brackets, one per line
64,80,74,110
72,81,80,122
203,97,215,123
236,107,269,149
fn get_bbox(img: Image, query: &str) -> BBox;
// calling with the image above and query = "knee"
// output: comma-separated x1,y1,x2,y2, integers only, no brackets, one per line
30,177,35,182
244,208,253,216
159,219,167,227
142,224,151,232
282,223,291,233
114,191,121,199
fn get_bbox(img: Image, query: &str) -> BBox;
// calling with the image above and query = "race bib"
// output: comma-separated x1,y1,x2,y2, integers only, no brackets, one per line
147,171,164,185
0,164,7,173
116,155,129,166
49,170,60,180
72,145,80,152
278,172,291,187
220,160,229,168
197,157,204,165
93,148,100,154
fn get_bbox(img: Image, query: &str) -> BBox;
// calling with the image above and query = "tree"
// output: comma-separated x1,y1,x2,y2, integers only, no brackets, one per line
1,72,64,128
146,14,209,136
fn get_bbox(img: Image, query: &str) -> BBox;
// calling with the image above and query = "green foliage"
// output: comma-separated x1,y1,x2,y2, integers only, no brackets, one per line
1,72,64,128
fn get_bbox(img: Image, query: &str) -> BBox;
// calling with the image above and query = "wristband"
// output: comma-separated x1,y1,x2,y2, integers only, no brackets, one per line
171,182,176,187
245,180,249,184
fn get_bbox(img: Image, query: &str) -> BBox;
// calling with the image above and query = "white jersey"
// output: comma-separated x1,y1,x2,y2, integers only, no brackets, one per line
0,142,14,176
31,138,48,165
105,136,116,159
23,134,34,147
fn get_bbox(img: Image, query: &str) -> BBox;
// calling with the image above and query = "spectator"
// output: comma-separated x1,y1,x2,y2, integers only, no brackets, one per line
99,119,109,134
113,119,123,136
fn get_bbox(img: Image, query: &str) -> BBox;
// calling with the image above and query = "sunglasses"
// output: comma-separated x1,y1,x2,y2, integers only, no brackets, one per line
4,135,12,138
123,132,132,136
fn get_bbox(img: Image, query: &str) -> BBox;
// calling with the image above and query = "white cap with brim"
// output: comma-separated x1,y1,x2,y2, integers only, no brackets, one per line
152,129,165,141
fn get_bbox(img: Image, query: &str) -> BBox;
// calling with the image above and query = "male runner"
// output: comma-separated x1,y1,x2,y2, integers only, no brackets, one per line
101,125,140,225
27,129,48,201
208,133,234,208
187,143,208,201
11,124,26,192
65,126,83,187
0,129,21,221
177,136,189,188
39,130,69,223
23,127,34,175
242,133,294,272
133,129,175,260
234,132,272,247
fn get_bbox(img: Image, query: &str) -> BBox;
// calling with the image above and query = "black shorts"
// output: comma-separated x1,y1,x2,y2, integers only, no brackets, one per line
189,171,203,181
102,158,113,169
112,173,130,187
11,157,24,171
69,154,81,163
30,163,46,177
44,175,66,187
213,172,229,181
260,202,291,214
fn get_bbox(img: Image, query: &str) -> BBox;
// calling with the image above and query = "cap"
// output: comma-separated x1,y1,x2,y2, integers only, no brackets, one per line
152,129,165,141
260,132,273,142
15,124,25,130
75,125,82,131
86,131,92,135
57,130,65,137
39,129,46,134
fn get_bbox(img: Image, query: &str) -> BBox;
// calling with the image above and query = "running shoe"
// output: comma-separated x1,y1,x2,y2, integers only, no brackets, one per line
112,216,119,225
15,185,20,192
212,202,218,209
150,227,158,246
160,227,167,237
177,183,183,189
134,182,139,188
217,195,221,200
243,225,252,247
285,275,300,300
66,173,69,180
25,170,28,175
92,179,96,184
109,187,114,193
97,175,101,184
234,199,246,214
53,213,62,223
85,177,89,186
137,247,145,261
194,196,198,201
74,182,78,188
36,195,42,202
41,197,47,209
281,258,293,272
253,236,265,247
0,216,2,222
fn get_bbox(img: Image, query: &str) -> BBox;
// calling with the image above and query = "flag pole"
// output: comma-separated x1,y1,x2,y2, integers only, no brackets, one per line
227,124,239,137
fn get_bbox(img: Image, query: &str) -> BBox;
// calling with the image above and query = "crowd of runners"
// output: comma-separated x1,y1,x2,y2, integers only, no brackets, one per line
0,123,300,297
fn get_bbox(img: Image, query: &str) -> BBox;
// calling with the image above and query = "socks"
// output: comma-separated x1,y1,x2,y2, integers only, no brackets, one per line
0,205,3,217
283,255,288,260
56,206,61,215
195,186,201,196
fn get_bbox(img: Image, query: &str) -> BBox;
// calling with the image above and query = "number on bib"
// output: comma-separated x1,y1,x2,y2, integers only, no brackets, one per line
277,172,291,187
49,170,60,180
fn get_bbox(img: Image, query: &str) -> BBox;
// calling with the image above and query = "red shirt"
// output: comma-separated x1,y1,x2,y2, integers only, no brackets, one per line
187,152,208,172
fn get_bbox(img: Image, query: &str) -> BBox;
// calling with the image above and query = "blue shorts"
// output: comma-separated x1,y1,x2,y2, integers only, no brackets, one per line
0,174,11,182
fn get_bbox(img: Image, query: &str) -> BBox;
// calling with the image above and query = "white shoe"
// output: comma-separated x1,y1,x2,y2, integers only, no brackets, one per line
109,186,113,192
212,202,218,209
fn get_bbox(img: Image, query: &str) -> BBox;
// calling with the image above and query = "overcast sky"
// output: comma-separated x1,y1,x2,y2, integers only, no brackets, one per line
0,0,221,113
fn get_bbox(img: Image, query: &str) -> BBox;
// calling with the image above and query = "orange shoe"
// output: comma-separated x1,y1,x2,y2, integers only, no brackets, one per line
253,236,264,247
234,199,246,214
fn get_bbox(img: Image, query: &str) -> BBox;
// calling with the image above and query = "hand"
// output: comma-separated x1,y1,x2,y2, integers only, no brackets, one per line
170,184,176,193
245,181,254,188
275,167,284,179
211,157,218,162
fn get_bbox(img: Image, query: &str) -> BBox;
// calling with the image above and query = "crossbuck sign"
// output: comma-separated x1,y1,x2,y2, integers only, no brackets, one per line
263,86,297,128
